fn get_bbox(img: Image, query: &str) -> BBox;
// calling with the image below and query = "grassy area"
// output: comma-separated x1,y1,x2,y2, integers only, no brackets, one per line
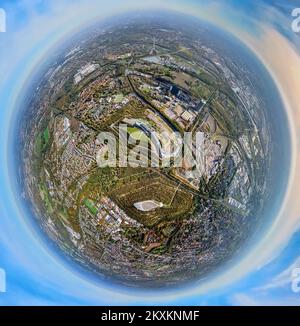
83,198,98,216
35,127,50,156
113,93,124,103
127,127,149,142
110,173,194,227
43,127,50,143
39,183,53,213
190,80,213,100
88,167,118,193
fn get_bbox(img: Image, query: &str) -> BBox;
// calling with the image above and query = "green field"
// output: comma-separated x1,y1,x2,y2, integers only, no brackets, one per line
83,198,98,215
35,127,50,156
127,127,149,142
113,93,124,103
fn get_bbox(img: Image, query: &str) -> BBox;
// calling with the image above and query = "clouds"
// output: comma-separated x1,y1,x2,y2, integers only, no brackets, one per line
257,258,300,292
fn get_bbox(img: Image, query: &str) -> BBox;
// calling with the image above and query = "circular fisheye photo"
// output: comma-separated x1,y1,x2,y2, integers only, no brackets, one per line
17,12,289,288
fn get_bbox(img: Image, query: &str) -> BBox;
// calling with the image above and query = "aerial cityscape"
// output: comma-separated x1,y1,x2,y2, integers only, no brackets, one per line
20,14,271,287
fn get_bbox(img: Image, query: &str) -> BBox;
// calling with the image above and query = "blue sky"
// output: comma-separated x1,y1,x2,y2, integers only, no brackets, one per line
1,0,300,305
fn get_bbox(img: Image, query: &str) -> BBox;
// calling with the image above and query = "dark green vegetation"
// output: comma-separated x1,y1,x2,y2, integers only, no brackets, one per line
35,127,50,156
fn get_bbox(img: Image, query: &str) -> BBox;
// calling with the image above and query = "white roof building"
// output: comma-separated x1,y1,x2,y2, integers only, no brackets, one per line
181,110,194,122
